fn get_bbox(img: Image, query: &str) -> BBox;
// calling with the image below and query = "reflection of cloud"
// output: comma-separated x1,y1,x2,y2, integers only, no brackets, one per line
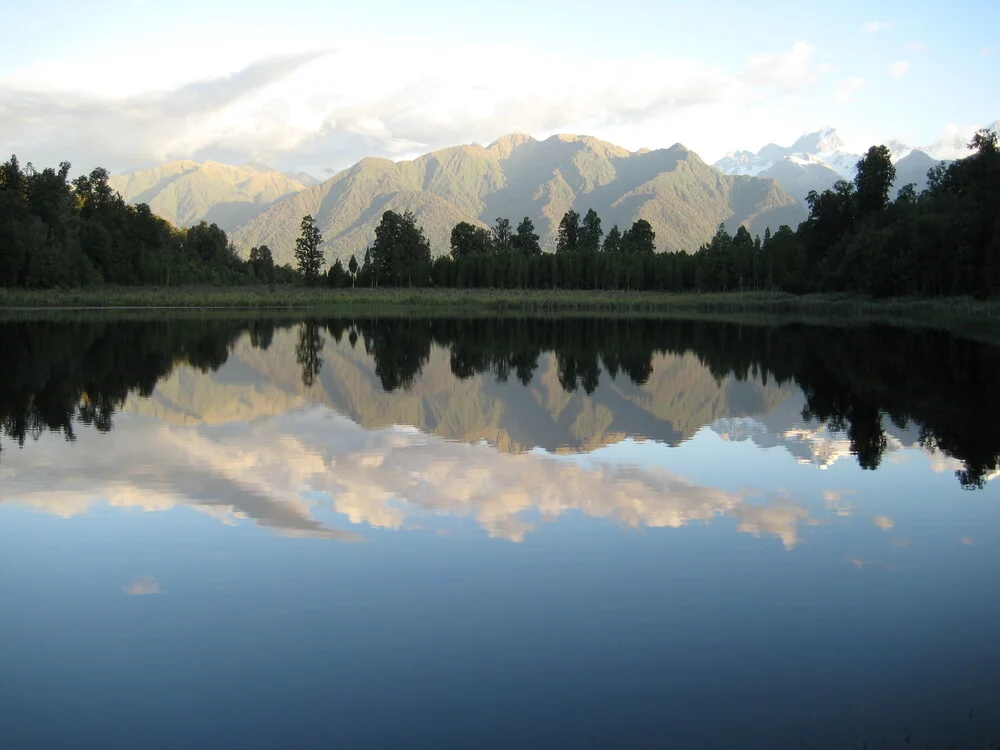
891,538,911,548
123,576,161,595
823,490,856,517
960,536,976,546
2,409,812,547
871,515,895,531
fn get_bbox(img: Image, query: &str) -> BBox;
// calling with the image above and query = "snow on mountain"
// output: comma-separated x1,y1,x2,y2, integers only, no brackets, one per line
711,125,989,201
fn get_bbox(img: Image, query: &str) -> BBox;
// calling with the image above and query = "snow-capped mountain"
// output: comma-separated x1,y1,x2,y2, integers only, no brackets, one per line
714,126,954,201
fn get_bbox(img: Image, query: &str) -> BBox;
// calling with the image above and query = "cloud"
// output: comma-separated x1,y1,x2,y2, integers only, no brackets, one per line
908,42,926,53
981,47,996,57
888,61,910,78
834,77,868,103
863,21,893,34
123,576,161,595
0,41,821,174
871,515,895,531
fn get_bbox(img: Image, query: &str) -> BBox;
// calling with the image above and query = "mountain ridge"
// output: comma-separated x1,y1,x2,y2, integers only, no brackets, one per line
229,133,803,266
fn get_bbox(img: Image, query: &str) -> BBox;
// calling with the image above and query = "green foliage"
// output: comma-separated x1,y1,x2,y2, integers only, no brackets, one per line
622,219,655,255
580,209,603,253
294,215,325,284
0,154,259,289
854,145,896,217
371,210,432,286
556,210,581,254
450,221,492,258
512,217,541,256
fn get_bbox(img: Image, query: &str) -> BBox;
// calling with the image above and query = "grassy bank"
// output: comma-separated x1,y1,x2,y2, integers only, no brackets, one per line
4,285,1000,314
4,287,1000,339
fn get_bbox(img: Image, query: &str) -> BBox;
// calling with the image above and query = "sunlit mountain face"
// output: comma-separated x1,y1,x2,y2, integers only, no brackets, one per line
4,314,1000,749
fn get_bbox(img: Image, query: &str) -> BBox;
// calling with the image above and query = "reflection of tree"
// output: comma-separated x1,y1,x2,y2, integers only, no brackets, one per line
3,315,1000,487
0,317,280,463
295,322,324,388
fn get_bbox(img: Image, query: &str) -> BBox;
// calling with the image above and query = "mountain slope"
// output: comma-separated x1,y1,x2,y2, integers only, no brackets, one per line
109,161,311,230
230,134,804,266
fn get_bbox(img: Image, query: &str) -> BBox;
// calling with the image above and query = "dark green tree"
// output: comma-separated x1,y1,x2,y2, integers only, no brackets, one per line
492,217,513,255
603,225,623,253
512,217,541,256
556,210,581,254
372,210,432,286
622,219,656,255
580,209,603,253
854,145,896,217
450,221,492,258
348,254,359,287
294,215,325,284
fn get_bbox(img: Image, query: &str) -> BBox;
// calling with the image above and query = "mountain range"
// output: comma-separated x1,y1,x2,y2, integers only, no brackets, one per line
108,160,317,231
107,122,997,267
712,124,1000,202
229,134,803,266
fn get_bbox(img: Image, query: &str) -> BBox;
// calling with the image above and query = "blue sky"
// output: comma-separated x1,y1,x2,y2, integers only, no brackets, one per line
1,0,996,174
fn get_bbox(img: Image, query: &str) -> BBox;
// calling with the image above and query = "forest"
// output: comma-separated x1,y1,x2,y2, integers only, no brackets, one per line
0,129,997,297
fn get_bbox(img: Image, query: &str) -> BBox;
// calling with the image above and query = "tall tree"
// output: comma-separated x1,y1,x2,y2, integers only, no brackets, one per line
348,254,359,287
512,217,541,256
294,215,325,284
248,245,274,283
854,145,896,217
451,221,492,258
372,210,432,286
557,210,581,254
603,225,623,254
622,219,656,255
492,217,513,255
580,209,603,253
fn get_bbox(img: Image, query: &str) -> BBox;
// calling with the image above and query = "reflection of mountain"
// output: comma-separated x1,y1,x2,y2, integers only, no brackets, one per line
127,327,794,454
711,391,926,470
5,316,1000,487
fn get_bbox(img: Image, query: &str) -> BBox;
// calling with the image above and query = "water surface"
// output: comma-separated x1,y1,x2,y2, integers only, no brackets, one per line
2,315,1000,748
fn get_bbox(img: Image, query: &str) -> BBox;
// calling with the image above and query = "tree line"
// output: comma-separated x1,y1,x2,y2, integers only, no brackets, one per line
3,127,997,297
0,156,299,287
320,129,999,296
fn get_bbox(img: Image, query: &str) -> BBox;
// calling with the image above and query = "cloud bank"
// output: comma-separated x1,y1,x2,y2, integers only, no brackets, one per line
0,41,823,174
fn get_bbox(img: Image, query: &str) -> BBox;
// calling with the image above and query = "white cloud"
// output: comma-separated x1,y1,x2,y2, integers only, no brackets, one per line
981,46,996,57
0,40,822,174
908,42,926,53
863,21,893,34
888,61,911,78
834,77,869,103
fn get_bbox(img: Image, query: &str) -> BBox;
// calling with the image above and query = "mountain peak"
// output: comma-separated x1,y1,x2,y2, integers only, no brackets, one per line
486,132,536,160
789,128,844,155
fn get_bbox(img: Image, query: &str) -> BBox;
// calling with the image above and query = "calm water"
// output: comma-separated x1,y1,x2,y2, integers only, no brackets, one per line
2,315,1000,749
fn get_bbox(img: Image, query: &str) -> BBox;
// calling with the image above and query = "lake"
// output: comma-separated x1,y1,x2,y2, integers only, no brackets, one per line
2,314,1000,749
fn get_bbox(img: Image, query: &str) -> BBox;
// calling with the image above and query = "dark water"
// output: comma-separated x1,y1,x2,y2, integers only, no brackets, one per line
2,314,1000,749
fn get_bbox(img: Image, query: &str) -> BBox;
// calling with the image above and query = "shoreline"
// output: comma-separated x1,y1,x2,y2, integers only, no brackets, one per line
3,287,1000,333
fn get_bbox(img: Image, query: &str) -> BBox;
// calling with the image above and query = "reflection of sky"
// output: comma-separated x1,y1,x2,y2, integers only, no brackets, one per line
4,406,1000,748
5,329,1000,750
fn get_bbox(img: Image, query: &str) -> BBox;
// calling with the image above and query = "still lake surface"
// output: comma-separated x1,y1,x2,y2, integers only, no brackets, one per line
2,314,1000,749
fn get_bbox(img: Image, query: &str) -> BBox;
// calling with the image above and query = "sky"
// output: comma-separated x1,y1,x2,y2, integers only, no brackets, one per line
0,0,997,176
